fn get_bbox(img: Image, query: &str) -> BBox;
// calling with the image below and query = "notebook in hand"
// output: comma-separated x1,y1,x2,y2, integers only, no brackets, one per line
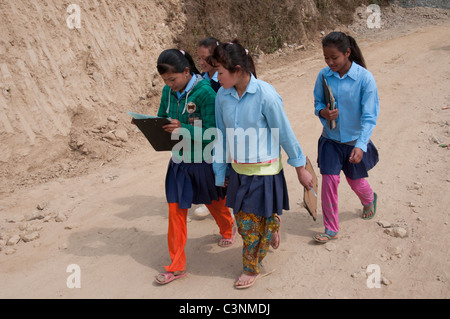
322,75,336,130
128,111,180,152
303,156,319,221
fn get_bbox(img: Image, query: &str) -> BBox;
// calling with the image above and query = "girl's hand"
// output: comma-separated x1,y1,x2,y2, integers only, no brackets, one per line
319,103,339,121
349,147,363,164
296,166,313,190
162,118,182,133
223,177,229,188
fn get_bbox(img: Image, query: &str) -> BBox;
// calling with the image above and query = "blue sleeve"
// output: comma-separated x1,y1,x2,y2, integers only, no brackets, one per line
356,73,379,151
212,93,228,187
262,87,306,168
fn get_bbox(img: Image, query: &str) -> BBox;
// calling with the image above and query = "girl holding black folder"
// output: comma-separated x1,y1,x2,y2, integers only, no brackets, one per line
312,32,380,244
152,49,235,285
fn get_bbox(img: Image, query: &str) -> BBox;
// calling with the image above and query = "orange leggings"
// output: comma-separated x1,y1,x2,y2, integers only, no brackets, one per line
165,197,234,273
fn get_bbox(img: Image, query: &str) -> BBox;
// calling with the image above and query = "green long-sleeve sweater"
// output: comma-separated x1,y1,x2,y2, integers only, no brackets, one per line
157,75,217,163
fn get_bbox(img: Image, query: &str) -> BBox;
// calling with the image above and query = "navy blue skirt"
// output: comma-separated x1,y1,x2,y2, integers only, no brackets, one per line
317,136,379,180
165,159,227,209
225,167,290,218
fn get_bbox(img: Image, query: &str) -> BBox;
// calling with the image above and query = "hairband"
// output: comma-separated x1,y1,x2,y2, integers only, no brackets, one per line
179,50,185,56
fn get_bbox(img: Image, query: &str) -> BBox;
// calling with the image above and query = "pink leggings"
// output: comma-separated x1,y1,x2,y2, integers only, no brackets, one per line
321,175,374,235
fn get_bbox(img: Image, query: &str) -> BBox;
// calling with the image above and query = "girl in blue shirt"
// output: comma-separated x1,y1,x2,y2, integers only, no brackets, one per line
210,40,313,288
313,32,380,244
194,38,222,219
198,37,221,93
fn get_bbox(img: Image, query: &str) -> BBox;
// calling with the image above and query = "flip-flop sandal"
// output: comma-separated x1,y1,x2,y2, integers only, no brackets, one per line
235,273,261,289
218,223,237,248
313,233,338,244
362,193,377,220
271,215,281,249
155,271,186,285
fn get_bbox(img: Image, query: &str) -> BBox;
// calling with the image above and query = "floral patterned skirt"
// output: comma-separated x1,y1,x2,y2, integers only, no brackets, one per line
235,211,280,275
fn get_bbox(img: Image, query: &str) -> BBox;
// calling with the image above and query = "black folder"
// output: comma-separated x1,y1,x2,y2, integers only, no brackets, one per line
303,156,319,221
128,111,180,151
322,74,336,130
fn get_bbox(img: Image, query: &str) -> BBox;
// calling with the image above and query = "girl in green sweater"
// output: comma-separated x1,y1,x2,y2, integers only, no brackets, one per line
154,49,235,285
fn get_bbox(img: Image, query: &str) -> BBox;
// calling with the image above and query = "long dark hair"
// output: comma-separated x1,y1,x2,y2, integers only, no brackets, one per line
322,32,366,69
157,49,200,75
198,37,220,54
209,39,257,78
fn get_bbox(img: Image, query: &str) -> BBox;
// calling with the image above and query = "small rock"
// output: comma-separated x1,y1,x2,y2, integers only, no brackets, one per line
19,222,30,231
384,227,408,238
21,232,40,243
4,247,16,255
36,201,49,210
381,276,392,286
102,174,118,183
6,215,23,223
26,210,45,221
388,246,403,256
107,115,118,123
6,234,21,246
114,129,128,142
377,220,392,228
103,131,116,141
55,212,68,222
431,136,442,144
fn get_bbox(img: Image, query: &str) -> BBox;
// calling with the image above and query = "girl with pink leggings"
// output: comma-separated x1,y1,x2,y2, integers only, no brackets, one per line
312,32,380,243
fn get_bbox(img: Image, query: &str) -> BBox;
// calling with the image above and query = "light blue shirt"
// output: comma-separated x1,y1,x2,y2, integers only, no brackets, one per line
213,74,306,186
202,71,218,82
313,62,379,152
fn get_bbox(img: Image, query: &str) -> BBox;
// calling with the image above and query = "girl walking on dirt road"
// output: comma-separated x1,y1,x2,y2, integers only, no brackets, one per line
152,49,236,284
312,32,380,244
211,40,313,288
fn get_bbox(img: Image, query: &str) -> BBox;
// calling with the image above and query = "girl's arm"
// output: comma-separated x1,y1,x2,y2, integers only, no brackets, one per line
212,95,228,187
355,73,379,152
263,88,313,189
157,86,170,118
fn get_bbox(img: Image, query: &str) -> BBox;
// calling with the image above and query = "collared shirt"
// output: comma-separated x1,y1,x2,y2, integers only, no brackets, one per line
213,74,306,186
313,62,379,152
202,71,218,82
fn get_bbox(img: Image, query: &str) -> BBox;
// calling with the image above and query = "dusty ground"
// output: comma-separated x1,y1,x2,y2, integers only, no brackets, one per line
0,4,449,299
